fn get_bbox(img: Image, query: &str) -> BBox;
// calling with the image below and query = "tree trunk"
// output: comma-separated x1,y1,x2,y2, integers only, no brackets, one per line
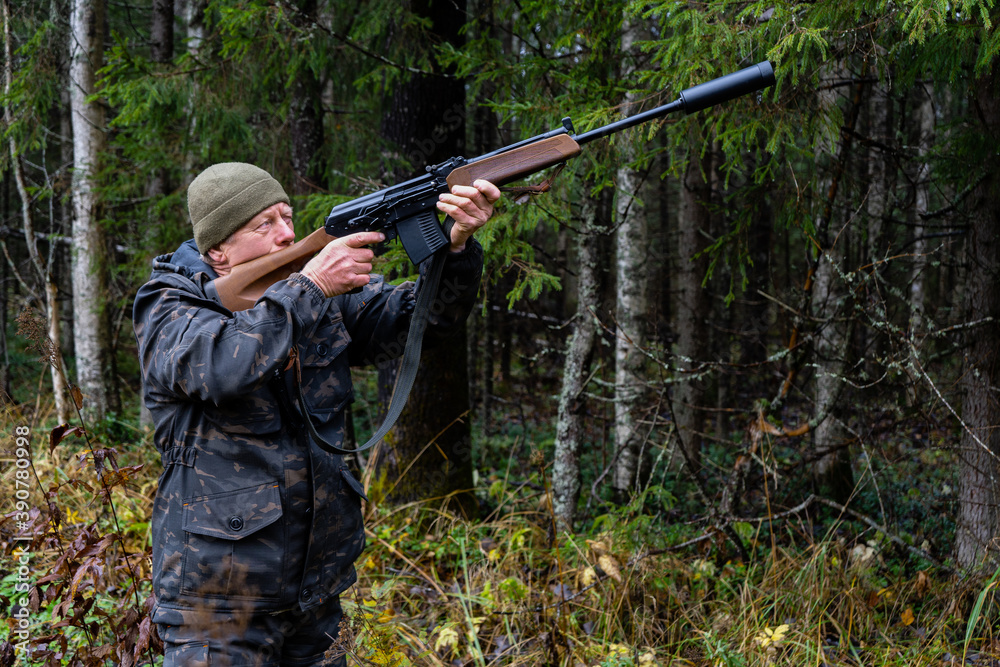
288,0,325,195
150,0,172,62
147,0,172,195
376,324,475,516
611,16,650,502
910,83,934,332
742,144,774,369
810,73,861,504
673,143,712,473
69,0,113,421
866,80,893,262
655,155,671,339
811,248,853,501
181,0,206,186
373,0,474,516
956,69,1000,571
861,79,894,382
553,188,610,529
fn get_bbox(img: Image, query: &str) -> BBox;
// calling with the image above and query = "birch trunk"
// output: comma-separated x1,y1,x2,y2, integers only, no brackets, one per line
181,0,206,186
69,0,112,420
956,69,1000,571
553,189,609,529
611,16,649,501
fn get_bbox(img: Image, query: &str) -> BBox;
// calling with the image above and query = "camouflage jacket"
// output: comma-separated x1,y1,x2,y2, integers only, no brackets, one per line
133,239,482,616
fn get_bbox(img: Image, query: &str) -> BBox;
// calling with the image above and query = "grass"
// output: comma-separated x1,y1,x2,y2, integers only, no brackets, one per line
330,446,999,667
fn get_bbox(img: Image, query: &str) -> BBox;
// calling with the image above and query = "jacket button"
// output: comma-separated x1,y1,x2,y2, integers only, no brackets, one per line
301,588,313,601
316,343,329,356
228,516,244,531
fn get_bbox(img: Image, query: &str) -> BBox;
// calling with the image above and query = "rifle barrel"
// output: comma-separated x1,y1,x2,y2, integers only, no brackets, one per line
573,99,684,146
573,61,774,146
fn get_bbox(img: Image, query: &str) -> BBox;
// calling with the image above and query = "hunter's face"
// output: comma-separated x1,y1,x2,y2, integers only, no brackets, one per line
219,202,296,267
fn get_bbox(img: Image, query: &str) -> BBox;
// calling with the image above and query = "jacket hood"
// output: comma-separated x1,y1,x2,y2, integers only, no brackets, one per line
150,239,219,283
171,239,218,278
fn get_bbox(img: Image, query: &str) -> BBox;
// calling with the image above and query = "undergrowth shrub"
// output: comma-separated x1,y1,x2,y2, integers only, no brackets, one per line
1,404,160,667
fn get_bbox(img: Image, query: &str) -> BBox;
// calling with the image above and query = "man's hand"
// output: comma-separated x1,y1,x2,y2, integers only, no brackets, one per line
436,179,502,252
301,231,384,297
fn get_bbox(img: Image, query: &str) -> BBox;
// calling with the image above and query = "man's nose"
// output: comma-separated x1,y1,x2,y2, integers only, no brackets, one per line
277,218,295,245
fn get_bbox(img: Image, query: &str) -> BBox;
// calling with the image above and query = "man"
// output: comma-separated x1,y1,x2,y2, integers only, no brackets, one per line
133,162,500,666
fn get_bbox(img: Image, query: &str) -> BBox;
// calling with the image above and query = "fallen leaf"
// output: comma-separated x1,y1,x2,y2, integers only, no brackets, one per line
901,608,915,626
598,554,622,583
587,539,610,556
638,650,659,666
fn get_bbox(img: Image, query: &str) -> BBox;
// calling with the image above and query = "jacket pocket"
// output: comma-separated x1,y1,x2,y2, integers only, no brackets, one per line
163,642,209,667
322,467,368,598
204,390,283,435
298,314,353,418
180,483,285,600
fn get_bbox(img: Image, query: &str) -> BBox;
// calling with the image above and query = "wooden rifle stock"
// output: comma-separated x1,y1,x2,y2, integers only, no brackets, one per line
446,134,581,188
213,227,335,312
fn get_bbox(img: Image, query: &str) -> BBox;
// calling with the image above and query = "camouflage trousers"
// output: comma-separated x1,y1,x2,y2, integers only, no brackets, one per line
156,596,346,667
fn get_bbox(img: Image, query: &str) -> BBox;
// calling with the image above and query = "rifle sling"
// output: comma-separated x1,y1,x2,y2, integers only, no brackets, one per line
293,245,448,456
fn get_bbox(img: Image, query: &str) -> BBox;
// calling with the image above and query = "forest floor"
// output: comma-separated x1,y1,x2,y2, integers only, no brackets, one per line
1,383,999,666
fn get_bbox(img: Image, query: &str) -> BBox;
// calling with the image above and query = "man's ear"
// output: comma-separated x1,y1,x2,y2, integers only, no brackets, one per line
206,246,227,265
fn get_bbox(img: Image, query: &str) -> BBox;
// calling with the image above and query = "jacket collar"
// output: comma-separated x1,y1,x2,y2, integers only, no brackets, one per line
152,239,219,283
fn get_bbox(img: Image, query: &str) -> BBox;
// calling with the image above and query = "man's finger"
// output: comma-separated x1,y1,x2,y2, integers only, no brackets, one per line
439,191,493,218
473,179,502,204
444,186,486,208
338,231,386,247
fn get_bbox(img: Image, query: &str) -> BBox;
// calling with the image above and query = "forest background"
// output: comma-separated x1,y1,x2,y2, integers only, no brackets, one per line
2,0,1000,664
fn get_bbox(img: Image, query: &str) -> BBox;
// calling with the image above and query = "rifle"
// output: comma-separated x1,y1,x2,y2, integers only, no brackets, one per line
212,61,775,456
213,60,776,312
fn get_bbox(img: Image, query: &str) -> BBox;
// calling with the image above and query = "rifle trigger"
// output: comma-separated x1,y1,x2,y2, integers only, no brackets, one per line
500,163,567,205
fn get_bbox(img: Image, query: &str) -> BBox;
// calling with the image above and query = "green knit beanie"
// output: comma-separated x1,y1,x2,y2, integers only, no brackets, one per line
188,162,290,253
